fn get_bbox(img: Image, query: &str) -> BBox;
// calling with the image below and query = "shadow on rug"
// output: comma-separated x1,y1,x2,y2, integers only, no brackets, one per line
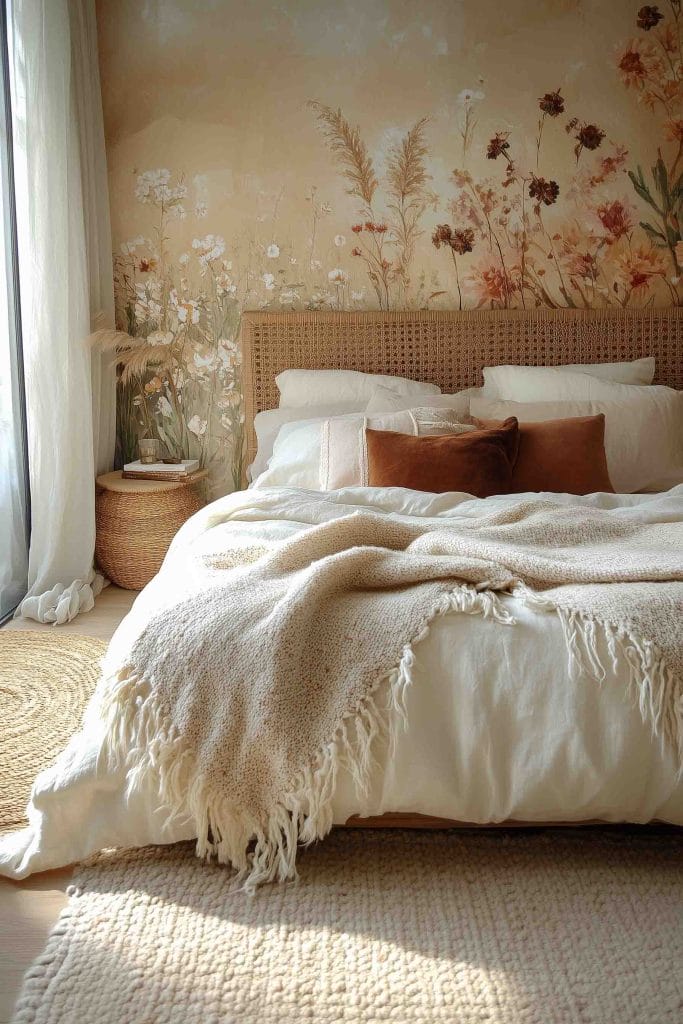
11,827,682,1023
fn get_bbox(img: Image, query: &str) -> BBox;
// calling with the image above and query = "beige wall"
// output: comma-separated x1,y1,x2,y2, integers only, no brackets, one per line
97,0,683,491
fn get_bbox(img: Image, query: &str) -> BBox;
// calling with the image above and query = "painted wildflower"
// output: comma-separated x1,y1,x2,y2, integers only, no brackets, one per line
192,234,226,267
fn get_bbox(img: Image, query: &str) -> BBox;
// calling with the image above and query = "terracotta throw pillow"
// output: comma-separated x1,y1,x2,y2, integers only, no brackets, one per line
473,414,614,494
366,418,520,497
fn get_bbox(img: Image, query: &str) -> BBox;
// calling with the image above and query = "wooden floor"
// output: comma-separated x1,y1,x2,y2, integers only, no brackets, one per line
0,585,136,1024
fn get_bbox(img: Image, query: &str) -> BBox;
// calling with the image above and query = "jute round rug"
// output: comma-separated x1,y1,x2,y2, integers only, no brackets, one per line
11,828,682,1024
0,630,105,832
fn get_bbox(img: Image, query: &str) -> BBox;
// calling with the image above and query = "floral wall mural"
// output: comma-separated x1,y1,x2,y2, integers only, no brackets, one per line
96,0,682,495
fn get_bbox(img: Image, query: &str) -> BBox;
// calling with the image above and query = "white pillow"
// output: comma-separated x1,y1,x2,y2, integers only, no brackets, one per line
483,361,656,400
323,410,474,489
470,393,683,493
365,383,482,420
560,357,654,384
252,408,473,491
276,369,440,408
250,402,368,480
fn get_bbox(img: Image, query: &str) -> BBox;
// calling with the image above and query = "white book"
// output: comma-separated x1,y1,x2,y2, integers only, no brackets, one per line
124,459,200,475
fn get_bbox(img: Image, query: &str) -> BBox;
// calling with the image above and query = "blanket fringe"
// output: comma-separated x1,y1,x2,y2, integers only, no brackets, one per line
96,583,681,890
96,584,513,892
515,586,683,769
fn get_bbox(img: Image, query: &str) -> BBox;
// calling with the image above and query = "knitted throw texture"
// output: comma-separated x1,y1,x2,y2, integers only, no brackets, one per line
97,499,683,888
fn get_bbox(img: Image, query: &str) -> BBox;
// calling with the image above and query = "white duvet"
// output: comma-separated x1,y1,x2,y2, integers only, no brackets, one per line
2,484,682,879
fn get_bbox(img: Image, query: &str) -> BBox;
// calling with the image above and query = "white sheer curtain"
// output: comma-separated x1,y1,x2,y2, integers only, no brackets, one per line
0,48,28,620
10,0,115,624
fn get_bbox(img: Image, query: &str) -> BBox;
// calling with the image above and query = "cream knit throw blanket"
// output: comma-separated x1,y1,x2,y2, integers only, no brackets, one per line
98,499,683,888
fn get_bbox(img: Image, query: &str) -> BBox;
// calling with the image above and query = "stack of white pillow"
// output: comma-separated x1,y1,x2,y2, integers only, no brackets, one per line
250,357,683,495
249,370,442,483
472,357,682,493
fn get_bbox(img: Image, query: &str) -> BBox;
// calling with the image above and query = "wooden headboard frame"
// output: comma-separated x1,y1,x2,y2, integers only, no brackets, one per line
240,307,683,468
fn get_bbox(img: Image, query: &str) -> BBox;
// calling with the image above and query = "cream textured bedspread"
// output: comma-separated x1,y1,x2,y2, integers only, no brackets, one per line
1,485,682,885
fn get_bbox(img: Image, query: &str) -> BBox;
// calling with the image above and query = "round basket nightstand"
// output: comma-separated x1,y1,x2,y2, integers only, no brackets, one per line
95,470,209,590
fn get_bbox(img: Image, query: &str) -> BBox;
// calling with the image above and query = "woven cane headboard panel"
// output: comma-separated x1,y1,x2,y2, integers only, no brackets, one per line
240,307,683,467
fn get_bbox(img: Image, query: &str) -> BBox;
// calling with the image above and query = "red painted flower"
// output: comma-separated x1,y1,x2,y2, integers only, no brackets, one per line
539,89,564,117
597,200,632,241
574,123,606,160
450,228,475,255
432,224,453,249
432,224,475,255
618,47,647,82
487,132,511,160
528,175,560,206
577,124,606,151
637,5,663,31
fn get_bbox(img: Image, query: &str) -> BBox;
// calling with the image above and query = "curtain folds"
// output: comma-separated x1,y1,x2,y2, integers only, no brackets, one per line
0,0,29,622
11,0,115,624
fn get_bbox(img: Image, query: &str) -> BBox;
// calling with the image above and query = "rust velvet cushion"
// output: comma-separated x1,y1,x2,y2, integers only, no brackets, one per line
474,414,614,494
365,417,520,497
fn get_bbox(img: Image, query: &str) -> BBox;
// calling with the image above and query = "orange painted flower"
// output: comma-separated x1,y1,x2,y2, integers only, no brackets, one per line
616,246,666,293
562,248,599,282
451,169,473,188
616,39,669,109
465,259,513,306
475,185,497,216
449,192,485,234
665,119,683,142
617,43,648,85
559,225,602,282
658,21,680,55
594,146,629,183
143,375,163,395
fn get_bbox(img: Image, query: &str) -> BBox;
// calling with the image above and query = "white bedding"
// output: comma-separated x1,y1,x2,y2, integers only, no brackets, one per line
2,484,682,879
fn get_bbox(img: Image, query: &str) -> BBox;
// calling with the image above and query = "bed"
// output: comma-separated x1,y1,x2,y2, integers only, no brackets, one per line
242,307,683,829
1,307,682,885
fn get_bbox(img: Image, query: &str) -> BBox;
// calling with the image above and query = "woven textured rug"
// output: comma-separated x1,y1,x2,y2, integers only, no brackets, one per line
11,827,682,1024
0,631,105,832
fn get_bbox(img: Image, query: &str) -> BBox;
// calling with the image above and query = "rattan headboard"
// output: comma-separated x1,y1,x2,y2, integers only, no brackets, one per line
241,307,683,467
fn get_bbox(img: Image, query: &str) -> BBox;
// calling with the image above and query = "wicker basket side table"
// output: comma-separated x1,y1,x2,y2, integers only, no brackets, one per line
95,470,208,590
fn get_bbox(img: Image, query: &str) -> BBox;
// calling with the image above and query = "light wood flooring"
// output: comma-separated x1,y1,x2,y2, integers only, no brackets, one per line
0,585,136,1023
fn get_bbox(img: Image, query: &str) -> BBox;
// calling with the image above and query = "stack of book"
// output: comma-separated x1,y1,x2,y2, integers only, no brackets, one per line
122,459,201,483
